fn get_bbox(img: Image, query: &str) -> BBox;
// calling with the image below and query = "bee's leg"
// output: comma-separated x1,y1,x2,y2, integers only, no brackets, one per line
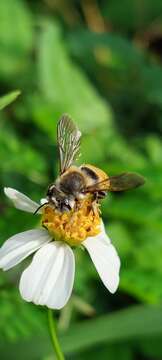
96,191,107,200
91,191,107,215
74,193,86,211
91,200,100,215
68,199,80,224
73,199,80,212
90,193,99,215
93,191,107,203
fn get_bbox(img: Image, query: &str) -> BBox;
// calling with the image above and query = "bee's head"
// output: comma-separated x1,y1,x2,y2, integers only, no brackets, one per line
46,185,75,212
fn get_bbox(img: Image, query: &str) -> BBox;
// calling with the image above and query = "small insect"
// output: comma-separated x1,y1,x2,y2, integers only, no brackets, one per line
35,114,145,214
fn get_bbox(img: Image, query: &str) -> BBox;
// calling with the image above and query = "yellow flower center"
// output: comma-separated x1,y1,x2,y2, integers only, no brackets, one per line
41,197,101,246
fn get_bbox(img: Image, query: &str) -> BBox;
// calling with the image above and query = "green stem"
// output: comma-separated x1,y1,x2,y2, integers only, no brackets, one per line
47,309,65,360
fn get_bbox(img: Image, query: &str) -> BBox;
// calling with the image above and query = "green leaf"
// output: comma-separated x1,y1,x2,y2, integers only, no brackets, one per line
106,192,162,230
0,0,33,79
0,121,47,183
69,30,144,71
61,305,162,354
0,90,21,110
74,343,133,360
37,20,113,134
1,305,162,359
0,288,46,344
102,0,162,31
106,222,132,257
139,337,162,359
121,269,162,304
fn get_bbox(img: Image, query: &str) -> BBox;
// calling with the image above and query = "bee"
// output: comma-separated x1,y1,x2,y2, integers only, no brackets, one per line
35,114,145,214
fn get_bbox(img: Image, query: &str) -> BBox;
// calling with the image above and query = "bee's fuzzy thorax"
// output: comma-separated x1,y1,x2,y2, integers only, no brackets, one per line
41,197,101,246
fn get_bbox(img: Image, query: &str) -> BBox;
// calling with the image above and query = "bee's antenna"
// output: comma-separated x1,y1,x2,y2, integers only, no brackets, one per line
33,202,49,215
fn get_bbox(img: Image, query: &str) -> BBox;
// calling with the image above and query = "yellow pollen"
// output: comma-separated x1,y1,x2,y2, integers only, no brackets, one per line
41,198,101,246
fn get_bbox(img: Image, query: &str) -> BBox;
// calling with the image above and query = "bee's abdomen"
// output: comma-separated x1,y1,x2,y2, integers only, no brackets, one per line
80,164,109,189
80,166,99,181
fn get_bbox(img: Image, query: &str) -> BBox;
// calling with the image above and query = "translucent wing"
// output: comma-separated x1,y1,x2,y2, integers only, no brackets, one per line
83,172,145,193
83,178,110,193
57,114,81,174
108,172,145,191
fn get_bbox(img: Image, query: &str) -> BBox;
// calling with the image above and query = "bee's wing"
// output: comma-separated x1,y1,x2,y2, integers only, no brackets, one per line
83,178,110,193
83,172,145,193
57,114,81,174
107,172,145,191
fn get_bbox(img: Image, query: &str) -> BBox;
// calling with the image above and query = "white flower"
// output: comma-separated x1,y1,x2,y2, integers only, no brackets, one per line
0,187,120,310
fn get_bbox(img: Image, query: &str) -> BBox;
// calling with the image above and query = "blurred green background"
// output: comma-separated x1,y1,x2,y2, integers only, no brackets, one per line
1,0,162,359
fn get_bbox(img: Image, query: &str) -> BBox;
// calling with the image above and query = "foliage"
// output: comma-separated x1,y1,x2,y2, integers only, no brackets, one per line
0,0,162,359
0,90,21,110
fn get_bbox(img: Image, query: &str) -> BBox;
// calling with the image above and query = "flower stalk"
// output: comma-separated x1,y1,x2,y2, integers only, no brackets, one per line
48,309,65,360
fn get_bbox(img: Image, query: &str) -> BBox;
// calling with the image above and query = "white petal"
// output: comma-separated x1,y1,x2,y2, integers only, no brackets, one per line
4,187,42,214
19,242,75,310
83,229,120,293
0,229,51,271
40,198,48,205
